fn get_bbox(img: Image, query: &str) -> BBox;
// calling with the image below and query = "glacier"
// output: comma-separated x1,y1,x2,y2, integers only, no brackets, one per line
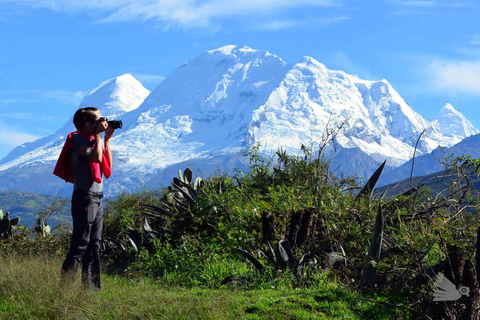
0,45,477,197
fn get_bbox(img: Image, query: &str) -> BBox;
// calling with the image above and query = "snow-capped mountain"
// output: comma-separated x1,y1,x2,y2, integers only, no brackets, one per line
81,74,150,118
0,74,149,168
0,45,477,196
432,103,479,138
0,74,149,195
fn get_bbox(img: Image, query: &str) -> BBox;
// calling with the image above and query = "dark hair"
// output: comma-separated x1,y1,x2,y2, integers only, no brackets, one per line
73,107,100,131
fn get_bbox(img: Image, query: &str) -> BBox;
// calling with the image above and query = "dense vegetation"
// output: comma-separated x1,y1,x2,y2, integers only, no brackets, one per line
2,145,480,319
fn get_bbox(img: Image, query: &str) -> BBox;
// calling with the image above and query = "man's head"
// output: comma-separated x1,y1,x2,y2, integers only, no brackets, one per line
73,108,101,132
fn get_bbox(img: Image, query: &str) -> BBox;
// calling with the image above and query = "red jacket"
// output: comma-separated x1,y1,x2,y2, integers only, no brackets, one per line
53,131,111,184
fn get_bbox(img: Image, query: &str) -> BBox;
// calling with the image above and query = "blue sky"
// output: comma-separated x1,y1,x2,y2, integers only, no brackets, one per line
0,0,479,159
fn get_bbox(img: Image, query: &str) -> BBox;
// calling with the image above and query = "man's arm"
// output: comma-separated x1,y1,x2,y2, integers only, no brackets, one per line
88,131,104,163
77,120,108,163
104,127,114,170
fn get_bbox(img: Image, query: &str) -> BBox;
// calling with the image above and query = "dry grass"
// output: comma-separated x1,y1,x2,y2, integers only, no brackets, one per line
0,255,407,319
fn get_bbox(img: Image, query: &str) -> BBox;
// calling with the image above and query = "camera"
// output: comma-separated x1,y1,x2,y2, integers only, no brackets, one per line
98,117,122,130
107,120,122,130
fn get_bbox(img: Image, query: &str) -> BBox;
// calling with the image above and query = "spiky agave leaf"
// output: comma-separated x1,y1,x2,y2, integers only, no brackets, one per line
141,204,174,218
143,216,154,233
356,160,387,201
361,205,384,287
234,248,265,271
217,181,223,194
178,169,184,184
171,183,196,206
126,235,138,252
278,239,295,264
257,245,276,267
10,217,20,226
124,229,142,253
175,179,198,202
184,168,193,185
194,177,204,191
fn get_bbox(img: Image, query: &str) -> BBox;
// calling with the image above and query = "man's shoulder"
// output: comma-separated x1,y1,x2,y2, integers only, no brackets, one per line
71,132,88,149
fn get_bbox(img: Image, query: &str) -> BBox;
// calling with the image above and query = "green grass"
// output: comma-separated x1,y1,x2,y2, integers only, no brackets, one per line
0,255,410,319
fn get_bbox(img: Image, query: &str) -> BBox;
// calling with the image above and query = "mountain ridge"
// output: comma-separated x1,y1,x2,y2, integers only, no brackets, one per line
0,45,477,196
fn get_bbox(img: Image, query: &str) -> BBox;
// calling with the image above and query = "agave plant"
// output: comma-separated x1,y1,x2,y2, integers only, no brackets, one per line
142,168,204,218
227,238,346,285
34,218,51,237
355,160,387,202
233,239,298,273
225,207,347,284
0,210,21,239
123,215,157,253
103,168,204,267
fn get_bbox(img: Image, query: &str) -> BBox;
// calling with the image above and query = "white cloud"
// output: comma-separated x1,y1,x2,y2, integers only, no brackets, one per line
39,90,85,106
0,90,85,106
0,98,38,106
469,35,480,46
0,112,34,119
257,16,349,31
0,118,40,159
428,60,480,96
4,0,343,29
388,0,473,7
257,20,299,31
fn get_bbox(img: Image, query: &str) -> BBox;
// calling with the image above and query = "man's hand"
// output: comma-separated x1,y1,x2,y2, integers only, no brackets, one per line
105,127,115,141
95,118,108,135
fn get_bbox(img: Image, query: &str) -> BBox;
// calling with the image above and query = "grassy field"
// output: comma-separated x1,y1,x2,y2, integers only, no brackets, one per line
0,255,409,319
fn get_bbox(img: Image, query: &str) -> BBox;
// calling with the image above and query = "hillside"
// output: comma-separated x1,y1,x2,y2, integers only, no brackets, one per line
379,133,480,187
0,191,69,227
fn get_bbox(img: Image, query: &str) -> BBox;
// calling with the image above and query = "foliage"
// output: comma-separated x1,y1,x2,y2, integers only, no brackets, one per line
33,218,52,237
0,211,25,240
4,138,480,317
0,197,71,256
0,191,60,227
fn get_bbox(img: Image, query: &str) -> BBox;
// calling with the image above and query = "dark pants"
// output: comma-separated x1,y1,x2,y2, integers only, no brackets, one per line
61,190,103,290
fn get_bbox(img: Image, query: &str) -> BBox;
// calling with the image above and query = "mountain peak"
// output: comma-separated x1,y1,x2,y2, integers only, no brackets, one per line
87,73,141,96
442,103,455,112
207,45,257,56
81,74,150,118
1,46,478,197
207,45,239,55
300,56,322,65
433,103,479,138
204,45,281,63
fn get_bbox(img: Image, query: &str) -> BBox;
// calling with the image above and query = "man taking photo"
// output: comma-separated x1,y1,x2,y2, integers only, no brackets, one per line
54,107,114,291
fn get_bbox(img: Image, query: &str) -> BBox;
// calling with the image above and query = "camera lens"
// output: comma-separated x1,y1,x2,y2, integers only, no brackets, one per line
107,120,122,129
